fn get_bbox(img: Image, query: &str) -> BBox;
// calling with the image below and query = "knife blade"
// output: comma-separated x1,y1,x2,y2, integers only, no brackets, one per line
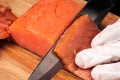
29,0,114,80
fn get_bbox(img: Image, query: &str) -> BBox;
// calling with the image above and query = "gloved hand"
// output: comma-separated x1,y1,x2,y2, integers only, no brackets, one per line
75,19,120,80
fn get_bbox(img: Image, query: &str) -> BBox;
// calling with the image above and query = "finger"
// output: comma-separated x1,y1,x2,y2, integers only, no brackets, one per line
91,62,120,80
75,44,120,69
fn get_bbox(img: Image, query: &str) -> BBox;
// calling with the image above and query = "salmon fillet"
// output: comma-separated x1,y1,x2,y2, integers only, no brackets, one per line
54,14,100,80
9,0,85,57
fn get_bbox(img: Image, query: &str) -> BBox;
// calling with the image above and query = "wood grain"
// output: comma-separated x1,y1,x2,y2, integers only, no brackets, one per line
101,13,119,28
0,40,41,80
0,0,119,80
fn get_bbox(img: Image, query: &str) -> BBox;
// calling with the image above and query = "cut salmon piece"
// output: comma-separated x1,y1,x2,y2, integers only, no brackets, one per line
54,14,100,80
0,4,8,13
9,0,86,57
0,25,9,39
0,4,17,39
4,9,17,22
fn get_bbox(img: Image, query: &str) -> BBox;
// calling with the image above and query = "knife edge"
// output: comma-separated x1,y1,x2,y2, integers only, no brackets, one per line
29,46,63,80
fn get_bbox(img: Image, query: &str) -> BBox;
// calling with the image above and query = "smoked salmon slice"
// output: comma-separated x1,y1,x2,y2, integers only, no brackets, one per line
54,14,100,80
9,0,86,57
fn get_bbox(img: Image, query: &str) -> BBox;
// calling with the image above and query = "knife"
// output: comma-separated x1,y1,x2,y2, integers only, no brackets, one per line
29,0,114,80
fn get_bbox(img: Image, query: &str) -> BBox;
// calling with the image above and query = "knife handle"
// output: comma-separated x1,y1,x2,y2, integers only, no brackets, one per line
75,0,115,26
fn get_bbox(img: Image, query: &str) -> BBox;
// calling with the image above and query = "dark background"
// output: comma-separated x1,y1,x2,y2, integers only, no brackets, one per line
85,0,120,16
110,0,120,16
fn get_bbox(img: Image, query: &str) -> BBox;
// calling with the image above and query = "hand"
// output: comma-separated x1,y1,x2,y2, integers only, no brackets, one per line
75,19,120,80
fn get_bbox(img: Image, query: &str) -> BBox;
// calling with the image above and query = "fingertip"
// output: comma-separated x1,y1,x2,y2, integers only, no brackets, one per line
75,53,85,68
75,49,91,69
91,65,103,80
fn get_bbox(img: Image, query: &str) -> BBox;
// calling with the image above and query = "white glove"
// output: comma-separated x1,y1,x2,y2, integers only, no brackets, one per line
75,19,120,80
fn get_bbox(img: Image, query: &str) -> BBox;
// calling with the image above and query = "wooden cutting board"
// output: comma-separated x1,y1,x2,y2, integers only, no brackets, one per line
0,0,119,80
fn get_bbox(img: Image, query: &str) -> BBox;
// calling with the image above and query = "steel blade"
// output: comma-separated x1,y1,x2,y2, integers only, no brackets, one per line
29,46,63,80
